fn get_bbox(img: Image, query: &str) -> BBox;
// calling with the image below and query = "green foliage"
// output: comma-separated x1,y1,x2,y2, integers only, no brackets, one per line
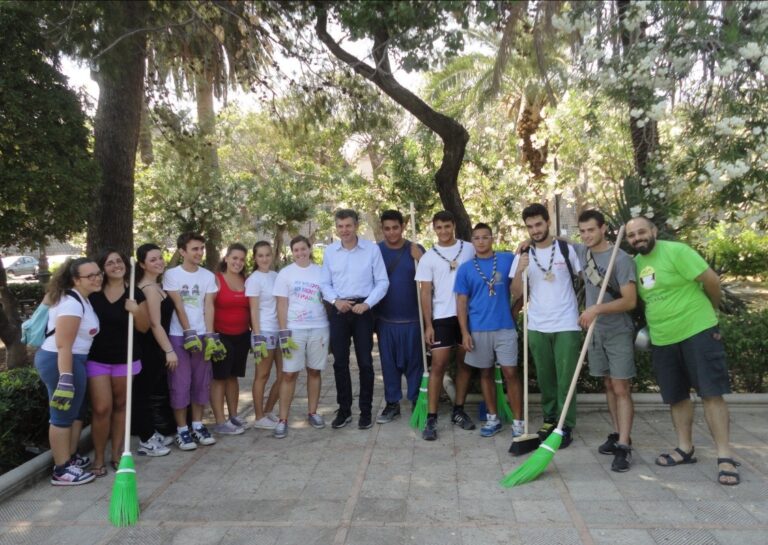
696,224,768,278
720,309,768,392
0,3,98,249
0,368,50,474
6,283,46,305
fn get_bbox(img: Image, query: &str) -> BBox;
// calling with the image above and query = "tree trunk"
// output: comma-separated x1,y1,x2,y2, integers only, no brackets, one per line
0,260,27,368
315,9,472,241
139,97,154,165
272,225,286,268
87,1,147,258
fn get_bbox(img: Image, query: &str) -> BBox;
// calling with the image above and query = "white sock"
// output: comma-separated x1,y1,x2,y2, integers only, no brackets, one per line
488,413,498,422
513,419,525,426
192,421,203,430
177,425,188,434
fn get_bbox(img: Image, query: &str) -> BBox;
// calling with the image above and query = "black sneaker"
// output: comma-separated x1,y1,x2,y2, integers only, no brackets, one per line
559,426,573,449
611,444,632,472
331,410,352,429
376,402,401,424
598,432,619,455
422,415,438,441
451,408,476,430
358,413,373,429
537,420,556,442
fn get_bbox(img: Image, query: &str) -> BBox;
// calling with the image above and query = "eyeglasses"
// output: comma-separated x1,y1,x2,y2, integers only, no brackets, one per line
78,271,104,280
471,236,493,241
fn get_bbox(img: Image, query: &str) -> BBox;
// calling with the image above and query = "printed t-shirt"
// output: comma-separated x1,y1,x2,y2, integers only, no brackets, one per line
244,270,279,332
163,266,218,336
214,272,250,335
273,263,329,330
88,287,146,363
573,243,636,333
635,240,717,346
41,292,100,355
454,252,516,332
376,241,425,323
414,240,475,320
509,241,581,333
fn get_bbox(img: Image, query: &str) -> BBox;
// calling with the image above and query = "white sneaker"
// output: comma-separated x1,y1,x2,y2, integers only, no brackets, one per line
273,420,288,439
253,416,278,429
512,419,525,438
214,421,245,435
266,412,279,423
138,436,171,457
151,431,175,447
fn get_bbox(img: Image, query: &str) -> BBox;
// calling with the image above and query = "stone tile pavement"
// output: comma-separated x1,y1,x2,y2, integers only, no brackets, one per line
1,351,766,545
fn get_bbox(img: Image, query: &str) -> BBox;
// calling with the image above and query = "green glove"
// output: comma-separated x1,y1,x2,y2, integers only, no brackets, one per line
251,334,268,364
183,329,203,352
204,333,227,362
278,329,299,359
51,373,75,411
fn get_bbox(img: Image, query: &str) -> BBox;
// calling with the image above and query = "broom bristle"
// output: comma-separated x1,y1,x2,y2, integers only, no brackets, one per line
500,430,563,488
409,373,430,430
109,453,140,527
494,367,515,424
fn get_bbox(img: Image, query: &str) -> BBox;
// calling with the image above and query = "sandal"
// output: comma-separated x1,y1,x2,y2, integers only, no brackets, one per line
110,460,120,471
91,465,107,478
655,447,697,467
717,457,741,486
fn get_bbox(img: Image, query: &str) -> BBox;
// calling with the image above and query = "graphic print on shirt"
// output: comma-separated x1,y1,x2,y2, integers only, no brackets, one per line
180,284,203,308
639,266,656,290
290,281,323,323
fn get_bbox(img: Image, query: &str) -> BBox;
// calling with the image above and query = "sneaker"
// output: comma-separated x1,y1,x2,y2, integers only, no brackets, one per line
152,431,175,447
138,436,171,457
191,425,217,445
214,421,245,435
537,420,555,442
422,415,438,441
331,410,352,429
266,412,279,422
69,452,91,469
377,402,401,424
451,408,476,430
358,413,373,430
253,416,278,430
598,432,620,455
273,420,288,439
612,444,632,472
480,417,502,438
230,416,247,429
511,419,525,438
51,464,95,486
308,413,326,429
559,426,573,449
176,430,198,451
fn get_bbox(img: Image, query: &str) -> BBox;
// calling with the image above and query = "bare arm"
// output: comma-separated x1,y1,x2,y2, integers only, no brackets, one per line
54,316,80,374
511,253,529,300
579,282,637,329
167,290,192,330
204,292,215,333
456,294,473,352
419,280,434,345
697,268,722,310
129,299,150,333
143,287,177,369
249,296,261,334
276,296,288,330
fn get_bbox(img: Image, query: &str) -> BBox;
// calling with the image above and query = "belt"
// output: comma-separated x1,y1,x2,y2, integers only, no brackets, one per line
342,297,367,304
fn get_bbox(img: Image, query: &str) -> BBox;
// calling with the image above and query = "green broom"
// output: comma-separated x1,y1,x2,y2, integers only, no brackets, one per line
109,257,140,526
500,226,625,488
409,203,430,430
494,365,515,423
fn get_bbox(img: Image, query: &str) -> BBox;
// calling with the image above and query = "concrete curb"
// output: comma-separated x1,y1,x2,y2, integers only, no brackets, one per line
0,426,92,504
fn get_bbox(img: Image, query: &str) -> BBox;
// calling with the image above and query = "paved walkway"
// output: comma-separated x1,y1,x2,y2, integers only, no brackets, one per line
1,351,767,545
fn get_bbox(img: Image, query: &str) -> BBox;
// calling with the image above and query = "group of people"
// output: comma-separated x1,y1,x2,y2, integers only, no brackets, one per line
34,205,740,487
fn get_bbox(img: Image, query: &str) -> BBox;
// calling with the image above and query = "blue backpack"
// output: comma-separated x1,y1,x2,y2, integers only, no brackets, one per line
21,290,84,348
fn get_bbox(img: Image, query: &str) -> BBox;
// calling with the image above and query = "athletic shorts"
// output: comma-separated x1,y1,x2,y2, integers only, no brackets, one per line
464,329,519,369
651,326,730,404
283,327,330,373
588,329,636,379
213,331,250,380
85,360,142,378
430,317,461,350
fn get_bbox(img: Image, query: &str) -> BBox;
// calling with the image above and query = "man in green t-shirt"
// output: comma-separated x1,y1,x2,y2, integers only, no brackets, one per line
626,217,739,486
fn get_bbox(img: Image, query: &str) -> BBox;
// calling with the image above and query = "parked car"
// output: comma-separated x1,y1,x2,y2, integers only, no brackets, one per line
2,255,39,277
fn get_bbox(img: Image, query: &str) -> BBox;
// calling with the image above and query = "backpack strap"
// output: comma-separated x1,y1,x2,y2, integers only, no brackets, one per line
44,289,87,339
557,239,577,292
585,249,623,300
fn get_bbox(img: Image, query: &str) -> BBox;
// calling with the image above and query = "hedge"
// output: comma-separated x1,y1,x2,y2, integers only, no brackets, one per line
0,367,49,475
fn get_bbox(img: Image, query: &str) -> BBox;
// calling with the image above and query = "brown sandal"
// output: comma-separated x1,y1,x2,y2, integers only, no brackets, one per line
92,465,107,478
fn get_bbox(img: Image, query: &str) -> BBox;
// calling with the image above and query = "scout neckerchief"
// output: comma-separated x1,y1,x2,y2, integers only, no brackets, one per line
385,241,410,277
432,240,464,271
531,241,556,281
473,252,498,296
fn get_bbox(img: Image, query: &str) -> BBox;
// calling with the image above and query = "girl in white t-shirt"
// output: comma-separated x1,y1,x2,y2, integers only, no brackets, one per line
34,258,103,486
271,236,330,439
245,241,283,430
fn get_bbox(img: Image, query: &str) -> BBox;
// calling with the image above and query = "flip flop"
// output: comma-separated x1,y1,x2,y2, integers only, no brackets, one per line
92,465,107,478
717,457,741,486
655,447,697,467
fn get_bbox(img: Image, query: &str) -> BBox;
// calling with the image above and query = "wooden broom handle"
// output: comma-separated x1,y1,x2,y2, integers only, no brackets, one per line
410,203,429,374
123,256,136,453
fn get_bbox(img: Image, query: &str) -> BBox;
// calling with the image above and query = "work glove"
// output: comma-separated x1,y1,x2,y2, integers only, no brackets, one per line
204,333,227,362
251,334,268,364
278,329,299,359
51,373,75,411
183,329,203,353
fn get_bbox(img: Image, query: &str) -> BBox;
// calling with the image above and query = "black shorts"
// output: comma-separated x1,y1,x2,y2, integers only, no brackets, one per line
651,326,730,404
431,317,461,351
213,331,250,380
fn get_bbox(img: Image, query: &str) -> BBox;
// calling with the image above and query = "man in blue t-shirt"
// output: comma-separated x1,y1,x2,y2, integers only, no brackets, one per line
375,210,425,423
454,223,524,438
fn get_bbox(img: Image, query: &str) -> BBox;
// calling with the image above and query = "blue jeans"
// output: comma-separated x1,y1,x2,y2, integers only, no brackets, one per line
329,308,374,415
35,349,88,427
377,320,423,403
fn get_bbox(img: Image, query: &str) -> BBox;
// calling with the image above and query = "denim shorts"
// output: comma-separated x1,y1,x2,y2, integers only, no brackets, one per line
35,349,88,427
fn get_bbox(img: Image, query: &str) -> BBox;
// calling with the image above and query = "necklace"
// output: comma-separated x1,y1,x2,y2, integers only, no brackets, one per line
432,240,463,271
473,253,498,296
531,243,556,281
